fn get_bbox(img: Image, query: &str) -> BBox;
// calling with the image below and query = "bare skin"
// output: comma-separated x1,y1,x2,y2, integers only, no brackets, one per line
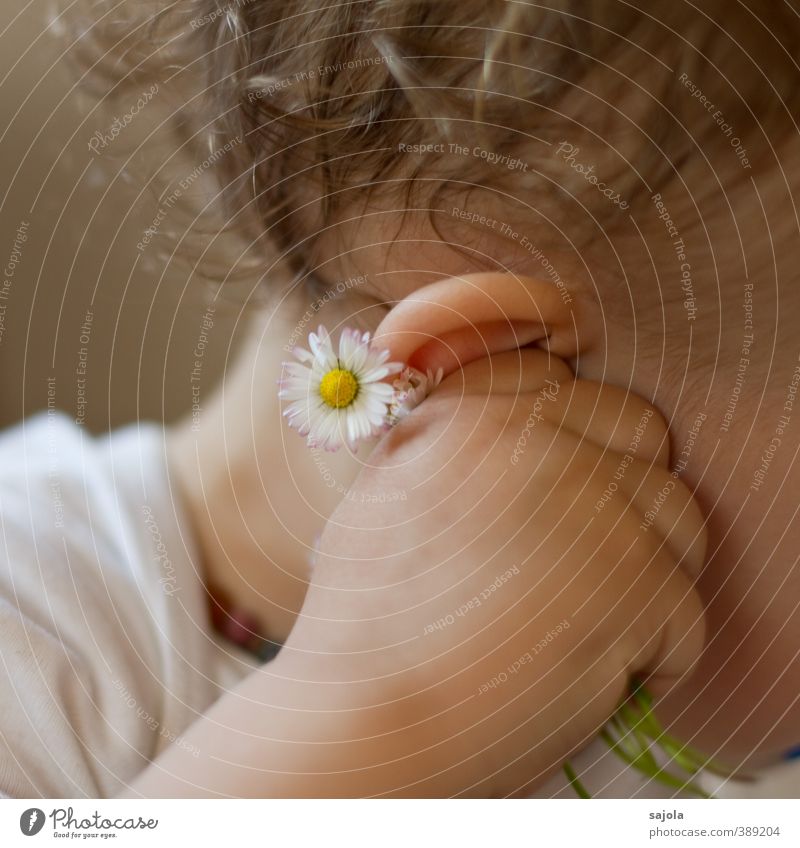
152,85,800,795
129,272,708,797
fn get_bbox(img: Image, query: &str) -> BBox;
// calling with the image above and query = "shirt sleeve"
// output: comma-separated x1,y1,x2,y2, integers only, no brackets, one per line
0,412,250,798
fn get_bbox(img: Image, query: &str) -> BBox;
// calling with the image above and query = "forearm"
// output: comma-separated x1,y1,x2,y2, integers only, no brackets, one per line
119,650,472,798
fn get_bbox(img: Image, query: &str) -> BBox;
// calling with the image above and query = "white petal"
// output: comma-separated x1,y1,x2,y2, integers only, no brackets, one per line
313,411,345,452
338,328,356,364
290,347,315,365
283,399,308,417
279,379,316,400
367,382,395,401
358,365,388,382
346,413,359,445
353,345,370,373
309,327,337,370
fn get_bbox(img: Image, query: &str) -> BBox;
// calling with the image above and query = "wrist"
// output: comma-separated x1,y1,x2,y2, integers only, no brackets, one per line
242,648,458,796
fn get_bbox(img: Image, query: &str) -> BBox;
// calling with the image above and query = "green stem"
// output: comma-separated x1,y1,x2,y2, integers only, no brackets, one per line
600,728,711,798
563,761,591,798
563,679,738,798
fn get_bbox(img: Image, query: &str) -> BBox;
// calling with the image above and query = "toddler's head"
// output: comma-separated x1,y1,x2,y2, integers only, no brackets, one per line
93,0,800,765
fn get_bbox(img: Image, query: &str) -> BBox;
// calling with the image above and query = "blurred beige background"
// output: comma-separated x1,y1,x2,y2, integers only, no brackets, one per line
0,1,248,433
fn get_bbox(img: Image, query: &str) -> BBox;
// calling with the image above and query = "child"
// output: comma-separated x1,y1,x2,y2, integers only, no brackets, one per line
2,0,800,797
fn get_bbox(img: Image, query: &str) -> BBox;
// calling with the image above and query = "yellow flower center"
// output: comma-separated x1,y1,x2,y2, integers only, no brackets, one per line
319,368,359,408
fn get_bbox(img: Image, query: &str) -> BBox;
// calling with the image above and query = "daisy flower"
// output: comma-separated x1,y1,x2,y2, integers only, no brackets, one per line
386,366,444,426
279,326,403,451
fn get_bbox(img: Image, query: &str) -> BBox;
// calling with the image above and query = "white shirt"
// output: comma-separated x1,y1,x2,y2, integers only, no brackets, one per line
0,412,795,798
0,411,258,797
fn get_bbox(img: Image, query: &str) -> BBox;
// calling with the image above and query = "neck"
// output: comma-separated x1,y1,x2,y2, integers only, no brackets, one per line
166,294,373,643
578,138,800,761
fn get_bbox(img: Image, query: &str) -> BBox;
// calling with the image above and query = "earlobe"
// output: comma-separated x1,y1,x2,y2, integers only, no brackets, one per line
373,272,588,377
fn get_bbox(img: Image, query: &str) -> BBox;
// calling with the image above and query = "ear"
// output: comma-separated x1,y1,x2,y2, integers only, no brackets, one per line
372,272,592,377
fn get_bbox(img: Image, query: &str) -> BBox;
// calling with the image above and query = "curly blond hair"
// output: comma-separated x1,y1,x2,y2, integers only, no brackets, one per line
74,0,800,289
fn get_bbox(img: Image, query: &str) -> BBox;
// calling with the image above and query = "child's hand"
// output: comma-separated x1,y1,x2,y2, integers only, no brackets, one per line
287,346,707,796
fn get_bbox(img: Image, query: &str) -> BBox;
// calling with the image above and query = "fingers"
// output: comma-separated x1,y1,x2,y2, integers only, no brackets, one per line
538,380,670,468
418,348,708,702
572,514,706,700
434,359,704,580
627,552,707,697
433,347,573,397
615,461,708,580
